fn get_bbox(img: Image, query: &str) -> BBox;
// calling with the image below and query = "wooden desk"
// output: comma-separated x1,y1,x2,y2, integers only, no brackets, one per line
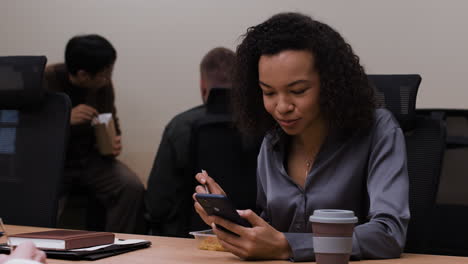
6,225,468,264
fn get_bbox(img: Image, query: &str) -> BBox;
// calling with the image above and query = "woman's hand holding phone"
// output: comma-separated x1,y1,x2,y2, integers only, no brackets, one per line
211,210,292,260
192,171,292,260
193,170,226,226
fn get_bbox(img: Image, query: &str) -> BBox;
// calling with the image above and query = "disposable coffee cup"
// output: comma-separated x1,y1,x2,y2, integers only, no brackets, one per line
309,209,358,264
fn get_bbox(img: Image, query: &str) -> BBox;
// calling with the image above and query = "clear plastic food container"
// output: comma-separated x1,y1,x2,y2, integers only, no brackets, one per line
189,229,226,251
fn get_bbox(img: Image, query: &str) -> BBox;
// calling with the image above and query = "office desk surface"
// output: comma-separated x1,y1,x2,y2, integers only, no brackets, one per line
6,225,468,264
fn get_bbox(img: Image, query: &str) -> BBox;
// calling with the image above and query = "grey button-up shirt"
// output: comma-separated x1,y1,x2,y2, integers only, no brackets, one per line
257,109,410,261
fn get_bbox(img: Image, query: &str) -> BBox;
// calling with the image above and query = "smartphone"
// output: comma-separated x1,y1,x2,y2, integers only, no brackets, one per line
195,193,251,234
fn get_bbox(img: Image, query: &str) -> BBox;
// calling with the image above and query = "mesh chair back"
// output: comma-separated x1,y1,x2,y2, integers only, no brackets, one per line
0,56,70,227
416,109,468,256
369,74,421,132
369,74,445,253
404,117,445,252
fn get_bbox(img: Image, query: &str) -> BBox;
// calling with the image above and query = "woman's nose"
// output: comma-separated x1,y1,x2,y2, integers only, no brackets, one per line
276,96,293,114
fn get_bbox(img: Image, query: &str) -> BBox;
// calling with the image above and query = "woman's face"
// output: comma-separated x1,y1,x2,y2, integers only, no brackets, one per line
258,50,322,136
79,64,114,91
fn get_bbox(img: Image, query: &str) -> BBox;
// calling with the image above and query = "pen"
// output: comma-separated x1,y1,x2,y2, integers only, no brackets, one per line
201,169,210,194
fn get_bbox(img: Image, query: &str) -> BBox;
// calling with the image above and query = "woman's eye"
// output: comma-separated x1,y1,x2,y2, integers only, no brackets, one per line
291,89,306,95
262,91,275,96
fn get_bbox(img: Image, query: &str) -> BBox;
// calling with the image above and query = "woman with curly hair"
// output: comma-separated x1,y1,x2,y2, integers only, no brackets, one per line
193,12,409,261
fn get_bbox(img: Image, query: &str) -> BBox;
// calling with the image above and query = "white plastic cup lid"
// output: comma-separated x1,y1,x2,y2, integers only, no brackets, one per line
309,209,358,224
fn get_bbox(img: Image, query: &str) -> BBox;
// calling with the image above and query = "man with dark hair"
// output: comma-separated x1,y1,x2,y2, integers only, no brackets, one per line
145,47,238,237
44,34,145,234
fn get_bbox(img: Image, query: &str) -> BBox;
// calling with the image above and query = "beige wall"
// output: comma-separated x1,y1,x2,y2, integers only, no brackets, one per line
1,0,467,182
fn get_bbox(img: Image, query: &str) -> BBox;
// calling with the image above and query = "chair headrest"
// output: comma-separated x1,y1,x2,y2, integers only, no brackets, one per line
368,74,422,132
206,88,231,114
0,56,47,109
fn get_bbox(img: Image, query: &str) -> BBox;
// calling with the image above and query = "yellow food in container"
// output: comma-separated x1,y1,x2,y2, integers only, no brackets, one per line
189,229,226,251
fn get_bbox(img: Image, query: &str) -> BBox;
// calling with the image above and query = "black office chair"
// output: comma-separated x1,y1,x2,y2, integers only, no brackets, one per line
0,56,71,227
415,108,468,256
368,74,446,254
188,88,262,232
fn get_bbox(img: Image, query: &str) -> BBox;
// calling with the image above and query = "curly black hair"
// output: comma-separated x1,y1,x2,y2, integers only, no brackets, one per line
232,12,376,139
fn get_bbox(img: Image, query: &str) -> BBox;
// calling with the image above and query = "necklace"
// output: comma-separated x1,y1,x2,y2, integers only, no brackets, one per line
305,159,313,171
305,155,316,178
292,139,321,179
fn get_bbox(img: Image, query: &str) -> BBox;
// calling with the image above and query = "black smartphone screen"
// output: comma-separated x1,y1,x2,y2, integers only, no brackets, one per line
195,193,251,233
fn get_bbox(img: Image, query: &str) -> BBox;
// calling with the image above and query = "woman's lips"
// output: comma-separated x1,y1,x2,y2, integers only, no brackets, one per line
277,118,300,128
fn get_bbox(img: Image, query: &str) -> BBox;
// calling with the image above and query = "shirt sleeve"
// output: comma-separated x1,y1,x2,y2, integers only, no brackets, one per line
282,126,410,262
283,233,315,262
108,81,121,135
352,126,410,259
112,104,121,135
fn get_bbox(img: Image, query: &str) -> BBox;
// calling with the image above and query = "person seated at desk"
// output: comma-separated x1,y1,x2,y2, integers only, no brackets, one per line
193,12,410,261
145,47,242,237
0,242,46,264
44,34,145,234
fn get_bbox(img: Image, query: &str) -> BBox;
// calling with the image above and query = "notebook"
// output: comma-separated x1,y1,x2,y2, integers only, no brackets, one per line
9,230,114,250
